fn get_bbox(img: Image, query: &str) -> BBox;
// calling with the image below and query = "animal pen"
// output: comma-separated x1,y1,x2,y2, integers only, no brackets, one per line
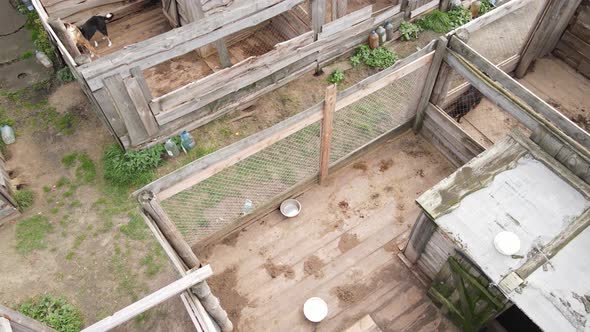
8,0,588,331
32,0,451,150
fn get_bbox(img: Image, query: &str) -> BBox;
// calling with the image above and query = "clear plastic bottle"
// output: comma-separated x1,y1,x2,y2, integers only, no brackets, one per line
1,125,15,145
376,26,387,45
35,50,53,68
385,21,395,41
164,139,180,157
180,131,195,152
242,199,254,215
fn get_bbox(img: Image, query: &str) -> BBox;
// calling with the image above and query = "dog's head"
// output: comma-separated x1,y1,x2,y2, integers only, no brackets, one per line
64,22,79,34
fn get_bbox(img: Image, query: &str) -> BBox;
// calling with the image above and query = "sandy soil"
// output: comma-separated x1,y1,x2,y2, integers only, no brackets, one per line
0,82,192,330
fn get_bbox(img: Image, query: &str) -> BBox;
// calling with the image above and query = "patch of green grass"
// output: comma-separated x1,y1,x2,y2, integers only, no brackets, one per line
21,50,34,60
16,215,52,254
56,112,76,135
350,45,398,69
65,251,74,260
56,177,70,188
50,207,59,214
219,127,232,138
62,190,73,198
400,21,422,41
47,197,54,204
69,200,81,208
110,244,146,301
61,152,78,168
43,186,51,193
327,69,345,85
417,6,471,33
140,244,166,277
0,106,15,127
76,153,96,183
18,294,83,332
57,67,75,83
31,79,51,92
479,0,494,15
72,233,86,249
103,144,165,187
183,144,217,165
14,189,34,210
120,212,147,240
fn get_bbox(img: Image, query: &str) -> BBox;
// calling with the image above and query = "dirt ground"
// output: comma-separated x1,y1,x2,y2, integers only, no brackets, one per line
0,82,193,330
201,132,458,331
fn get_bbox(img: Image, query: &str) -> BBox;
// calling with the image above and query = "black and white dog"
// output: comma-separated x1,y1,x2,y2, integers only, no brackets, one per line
79,13,114,48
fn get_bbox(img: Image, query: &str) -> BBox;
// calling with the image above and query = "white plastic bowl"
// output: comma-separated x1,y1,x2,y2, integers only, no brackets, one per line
494,231,521,256
303,297,328,323
280,199,302,218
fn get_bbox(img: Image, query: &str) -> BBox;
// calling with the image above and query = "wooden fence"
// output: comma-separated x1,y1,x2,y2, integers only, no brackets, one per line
35,0,442,150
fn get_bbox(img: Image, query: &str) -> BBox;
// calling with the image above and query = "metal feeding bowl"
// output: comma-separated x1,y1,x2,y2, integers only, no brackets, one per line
303,297,328,323
280,198,302,218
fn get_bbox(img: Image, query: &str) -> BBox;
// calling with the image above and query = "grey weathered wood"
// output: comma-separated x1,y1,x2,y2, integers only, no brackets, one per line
410,0,439,19
80,0,304,90
405,212,437,264
414,36,448,131
139,194,233,331
0,317,11,332
0,304,54,332
429,61,452,107
213,39,232,69
125,77,160,137
373,4,402,24
93,88,128,137
311,0,326,40
152,32,314,125
103,74,149,145
449,36,590,151
439,0,450,11
515,0,581,78
336,0,348,18
532,129,590,184
319,5,372,38
319,84,336,185
400,0,411,19
130,66,153,101
81,266,214,332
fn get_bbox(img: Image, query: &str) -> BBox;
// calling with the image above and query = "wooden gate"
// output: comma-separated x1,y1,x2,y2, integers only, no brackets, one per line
428,257,507,331
162,0,179,27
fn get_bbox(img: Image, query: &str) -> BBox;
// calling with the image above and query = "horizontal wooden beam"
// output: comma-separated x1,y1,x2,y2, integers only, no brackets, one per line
0,304,55,332
82,265,213,332
319,5,373,39
80,0,304,91
448,36,590,152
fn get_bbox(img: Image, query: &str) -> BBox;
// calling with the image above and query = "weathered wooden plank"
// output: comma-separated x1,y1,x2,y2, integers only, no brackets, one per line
561,30,590,61
93,88,128,137
103,74,149,145
410,0,439,19
449,36,590,151
515,0,580,77
336,0,348,18
125,77,160,137
213,39,233,69
373,4,402,24
81,266,214,332
404,212,437,264
0,304,54,332
319,5,372,39
80,0,304,90
319,84,336,185
311,0,326,39
413,36,447,131
130,66,153,101
153,32,314,125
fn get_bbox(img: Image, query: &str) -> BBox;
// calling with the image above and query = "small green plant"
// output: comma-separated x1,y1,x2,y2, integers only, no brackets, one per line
327,69,345,85
16,215,52,254
219,127,232,138
69,200,82,208
350,45,398,69
56,177,70,188
19,5,55,63
61,152,78,168
43,186,51,193
57,67,75,83
50,207,59,214
120,212,147,240
56,112,76,135
400,21,422,41
21,50,34,60
76,153,96,183
18,294,83,332
417,10,453,32
103,144,165,187
14,189,34,210
479,0,494,15
448,6,472,29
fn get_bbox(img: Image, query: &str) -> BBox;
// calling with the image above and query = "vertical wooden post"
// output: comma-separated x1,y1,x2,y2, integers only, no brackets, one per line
331,0,337,20
414,36,449,131
404,212,437,264
336,0,348,18
400,0,412,19
139,192,234,332
214,39,233,69
319,85,337,185
515,0,582,78
439,0,450,11
311,0,326,41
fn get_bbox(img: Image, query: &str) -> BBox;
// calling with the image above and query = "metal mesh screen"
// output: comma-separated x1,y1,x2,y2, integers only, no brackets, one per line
444,0,546,100
160,61,430,245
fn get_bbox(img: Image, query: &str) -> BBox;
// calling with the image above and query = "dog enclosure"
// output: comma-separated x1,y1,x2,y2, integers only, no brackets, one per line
33,0,446,150
130,0,590,330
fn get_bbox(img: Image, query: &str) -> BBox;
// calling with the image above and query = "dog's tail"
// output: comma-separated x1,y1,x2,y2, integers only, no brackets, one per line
104,13,114,20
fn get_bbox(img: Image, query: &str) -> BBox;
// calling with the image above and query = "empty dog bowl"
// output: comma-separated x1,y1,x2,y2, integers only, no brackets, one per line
303,297,328,322
280,199,301,218
494,231,521,256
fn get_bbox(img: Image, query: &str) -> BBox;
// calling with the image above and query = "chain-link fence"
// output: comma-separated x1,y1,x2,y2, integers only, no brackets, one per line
160,59,430,246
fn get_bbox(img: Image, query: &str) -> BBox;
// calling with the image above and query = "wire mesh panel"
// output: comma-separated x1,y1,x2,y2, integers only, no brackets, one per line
161,122,322,245
467,0,547,65
330,65,430,163
160,58,431,245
